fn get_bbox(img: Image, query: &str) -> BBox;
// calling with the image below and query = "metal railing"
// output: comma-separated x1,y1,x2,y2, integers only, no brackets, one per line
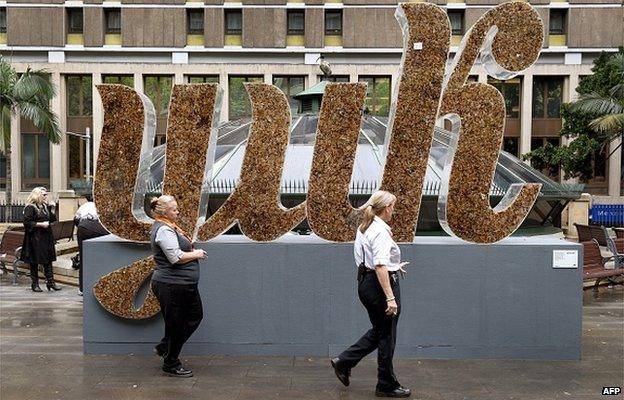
0,200,25,223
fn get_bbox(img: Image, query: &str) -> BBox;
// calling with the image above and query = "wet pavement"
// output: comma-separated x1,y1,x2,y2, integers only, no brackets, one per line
0,273,622,400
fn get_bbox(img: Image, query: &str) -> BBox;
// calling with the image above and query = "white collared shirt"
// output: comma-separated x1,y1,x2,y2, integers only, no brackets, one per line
354,216,401,271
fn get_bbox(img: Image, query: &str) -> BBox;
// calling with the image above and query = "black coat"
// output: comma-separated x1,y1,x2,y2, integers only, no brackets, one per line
21,203,57,265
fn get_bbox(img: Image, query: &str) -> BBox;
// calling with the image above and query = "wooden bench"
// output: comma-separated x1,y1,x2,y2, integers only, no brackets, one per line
582,239,624,291
51,220,75,243
0,230,26,284
574,223,592,242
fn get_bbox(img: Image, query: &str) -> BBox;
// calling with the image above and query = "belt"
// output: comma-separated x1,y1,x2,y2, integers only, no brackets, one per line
357,265,398,281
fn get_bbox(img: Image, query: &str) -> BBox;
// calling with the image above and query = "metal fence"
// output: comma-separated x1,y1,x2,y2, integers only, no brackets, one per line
0,200,25,223
590,204,624,227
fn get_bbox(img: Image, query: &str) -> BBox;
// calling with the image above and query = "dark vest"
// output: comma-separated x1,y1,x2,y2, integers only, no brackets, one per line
150,222,199,285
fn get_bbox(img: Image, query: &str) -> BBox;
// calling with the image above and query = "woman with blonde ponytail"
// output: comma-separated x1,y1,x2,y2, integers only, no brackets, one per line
331,190,411,398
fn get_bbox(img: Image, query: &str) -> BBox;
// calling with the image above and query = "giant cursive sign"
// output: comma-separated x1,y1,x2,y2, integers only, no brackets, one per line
93,2,543,318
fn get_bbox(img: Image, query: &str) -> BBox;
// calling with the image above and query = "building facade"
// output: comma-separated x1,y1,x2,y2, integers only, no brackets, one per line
0,0,622,200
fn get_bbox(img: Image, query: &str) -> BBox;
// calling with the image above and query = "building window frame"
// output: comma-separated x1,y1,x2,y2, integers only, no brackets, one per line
358,75,392,117
224,10,242,36
532,76,564,119
549,9,567,35
66,75,93,117
228,75,264,120
0,8,6,34
324,10,342,36
67,8,84,35
488,77,521,119
21,133,50,191
105,9,121,35
187,9,204,35
318,75,349,82
187,75,219,84
287,10,305,36
448,10,464,36
272,75,305,113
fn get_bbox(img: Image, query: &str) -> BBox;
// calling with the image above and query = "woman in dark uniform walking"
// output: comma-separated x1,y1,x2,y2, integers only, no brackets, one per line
21,187,61,292
331,190,411,398
149,195,207,377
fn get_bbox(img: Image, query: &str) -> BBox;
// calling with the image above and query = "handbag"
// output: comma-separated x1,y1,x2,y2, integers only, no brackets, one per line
71,253,81,270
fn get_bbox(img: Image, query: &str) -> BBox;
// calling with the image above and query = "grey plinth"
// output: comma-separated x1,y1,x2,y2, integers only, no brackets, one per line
83,235,582,360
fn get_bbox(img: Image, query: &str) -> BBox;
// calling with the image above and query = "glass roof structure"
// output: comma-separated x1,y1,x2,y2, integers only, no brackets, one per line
142,115,584,201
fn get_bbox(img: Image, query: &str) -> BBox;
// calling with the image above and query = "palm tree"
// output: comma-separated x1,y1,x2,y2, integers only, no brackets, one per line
0,56,61,208
570,53,624,152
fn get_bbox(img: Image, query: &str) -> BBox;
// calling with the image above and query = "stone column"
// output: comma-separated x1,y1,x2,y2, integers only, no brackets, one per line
608,136,622,196
9,110,21,197
520,74,533,161
220,71,229,123
92,73,103,173
174,72,184,85
562,74,579,184
133,72,144,94
564,193,590,238
50,72,67,197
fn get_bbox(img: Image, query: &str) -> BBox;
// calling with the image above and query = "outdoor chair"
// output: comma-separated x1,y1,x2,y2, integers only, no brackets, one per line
574,223,592,242
582,239,624,291
606,237,624,269
588,225,609,246
51,221,75,243
0,230,26,285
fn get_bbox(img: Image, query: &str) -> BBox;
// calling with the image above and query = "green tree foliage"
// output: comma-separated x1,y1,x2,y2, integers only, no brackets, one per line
0,56,61,204
523,48,623,180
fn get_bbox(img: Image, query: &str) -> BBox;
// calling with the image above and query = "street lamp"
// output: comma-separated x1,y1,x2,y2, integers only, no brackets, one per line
65,128,91,181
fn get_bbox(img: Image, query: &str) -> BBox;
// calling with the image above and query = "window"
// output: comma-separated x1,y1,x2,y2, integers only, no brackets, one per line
273,76,305,113
144,75,173,143
105,9,121,34
503,138,519,157
187,75,219,84
21,134,50,190
187,9,204,35
325,10,342,36
287,10,304,36
358,76,391,117
532,77,564,118
0,8,6,34
531,137,560,180
225,10,242,35
448,11,464,36
319,75,349,82
228,76,263,120
67,8,83,34
488,78,520,118
67,75,93,117
103,74,134,87
549,10,566,35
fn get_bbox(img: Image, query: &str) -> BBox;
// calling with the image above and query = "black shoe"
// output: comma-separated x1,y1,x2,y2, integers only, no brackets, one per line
375,386,411,398
31,283,42,292
154,345,166,357
46,280,61,291
162,365,193,378
330,357,350,387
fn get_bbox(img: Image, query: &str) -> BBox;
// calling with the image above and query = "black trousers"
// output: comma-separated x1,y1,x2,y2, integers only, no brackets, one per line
30,263,53,284
338,271,401,391
77,222,108,292
151,281,203,369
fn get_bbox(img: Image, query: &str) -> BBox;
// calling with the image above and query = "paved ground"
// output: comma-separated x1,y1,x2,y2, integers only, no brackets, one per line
0,273,622,400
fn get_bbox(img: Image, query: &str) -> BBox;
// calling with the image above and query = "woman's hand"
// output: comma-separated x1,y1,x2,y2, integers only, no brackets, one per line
38,221,50,228
385,299,398,316
194,249,207,260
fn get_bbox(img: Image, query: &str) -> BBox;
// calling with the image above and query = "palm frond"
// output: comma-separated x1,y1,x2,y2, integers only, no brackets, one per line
14,70,56,105
19,102,62,144
570,92,623,116
588,113,624,134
